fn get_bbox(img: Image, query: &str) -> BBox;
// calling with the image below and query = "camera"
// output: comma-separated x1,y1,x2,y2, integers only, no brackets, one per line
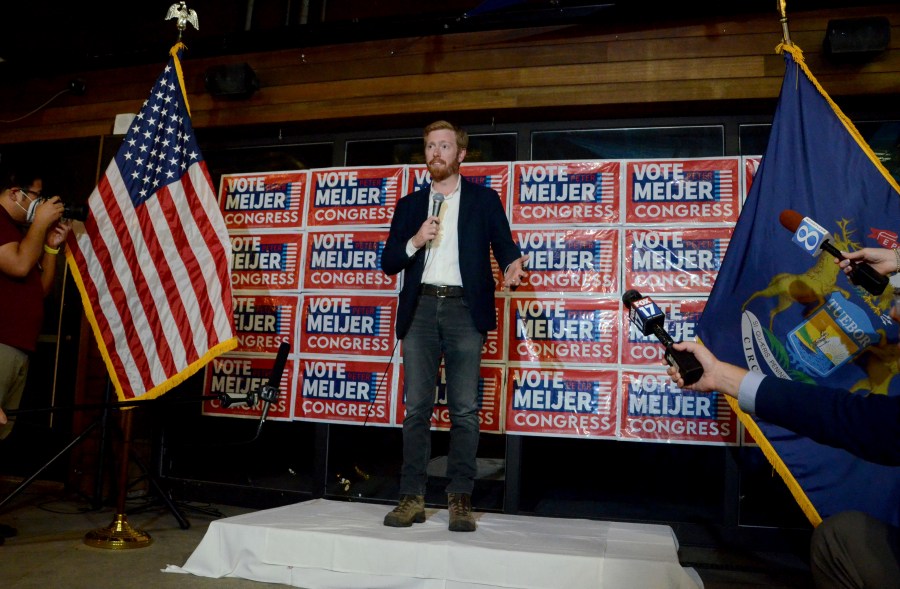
62,202,89,222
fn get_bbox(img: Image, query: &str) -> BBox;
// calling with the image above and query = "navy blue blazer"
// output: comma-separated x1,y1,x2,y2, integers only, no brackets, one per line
755,376,900,466
381,177,521,339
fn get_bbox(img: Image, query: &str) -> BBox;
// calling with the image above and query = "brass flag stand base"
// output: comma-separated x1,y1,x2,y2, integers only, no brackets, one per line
84,513,153,549
84,409,152,549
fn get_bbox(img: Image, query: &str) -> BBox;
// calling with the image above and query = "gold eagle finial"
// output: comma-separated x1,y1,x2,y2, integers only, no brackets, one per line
166,2,199,40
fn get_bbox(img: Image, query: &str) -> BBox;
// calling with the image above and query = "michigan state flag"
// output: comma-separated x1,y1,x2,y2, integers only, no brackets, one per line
698,44,900,527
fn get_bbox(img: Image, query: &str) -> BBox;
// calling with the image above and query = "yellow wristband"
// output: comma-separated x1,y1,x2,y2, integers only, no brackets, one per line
43,244,60,255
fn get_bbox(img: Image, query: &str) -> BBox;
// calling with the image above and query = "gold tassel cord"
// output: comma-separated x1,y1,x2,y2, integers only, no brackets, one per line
170,42,190,116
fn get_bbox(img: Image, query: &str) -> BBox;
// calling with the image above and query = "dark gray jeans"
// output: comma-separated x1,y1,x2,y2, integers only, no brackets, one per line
399,294,484,496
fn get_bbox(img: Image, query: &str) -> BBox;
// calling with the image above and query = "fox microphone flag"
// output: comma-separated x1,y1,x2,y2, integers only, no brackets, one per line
66,43,237,402
697,44,900,528
622,289,703,385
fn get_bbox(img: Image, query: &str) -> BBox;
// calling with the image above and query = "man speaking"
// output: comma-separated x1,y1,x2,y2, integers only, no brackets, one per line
381,120,527,531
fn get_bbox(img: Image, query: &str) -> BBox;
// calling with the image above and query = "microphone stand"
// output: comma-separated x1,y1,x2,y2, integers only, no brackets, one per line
206,341,289,444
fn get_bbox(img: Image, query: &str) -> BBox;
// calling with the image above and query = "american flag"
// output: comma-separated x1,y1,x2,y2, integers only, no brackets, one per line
66,45,236,402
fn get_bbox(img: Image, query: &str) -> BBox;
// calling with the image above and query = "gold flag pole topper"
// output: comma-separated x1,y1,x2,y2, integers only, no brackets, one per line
84,3,200,550
777,0,792,46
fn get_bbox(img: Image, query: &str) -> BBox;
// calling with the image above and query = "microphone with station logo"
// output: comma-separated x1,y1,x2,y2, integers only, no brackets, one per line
622,289,704,386
779,209,888,296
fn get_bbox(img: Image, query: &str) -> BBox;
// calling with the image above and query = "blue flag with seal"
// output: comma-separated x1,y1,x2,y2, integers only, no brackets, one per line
698,43,900,527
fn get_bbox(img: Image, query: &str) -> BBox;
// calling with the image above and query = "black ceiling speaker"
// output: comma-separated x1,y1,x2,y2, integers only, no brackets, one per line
823,16,890,60
205,63,259,99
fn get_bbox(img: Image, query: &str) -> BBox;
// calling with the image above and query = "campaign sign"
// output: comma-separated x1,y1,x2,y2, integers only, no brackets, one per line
742,156,761,204
219,171,308,232
306,166,404,228
622,298,706,366
231,233,303,292
202,353,295,420
511,161,620,226
624,227,732,295
233,294,299,355
300,294,397,357
394,363,504,433
303,230,397,291
405,163,511,212
625,159,739,224
619,370,737,444
508,296,619,365
505,366,617,438
513,228,619,294
294,358,392,425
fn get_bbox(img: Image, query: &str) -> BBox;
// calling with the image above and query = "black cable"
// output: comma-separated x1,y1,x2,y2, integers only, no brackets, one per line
363,336,401,427
0,89,70,123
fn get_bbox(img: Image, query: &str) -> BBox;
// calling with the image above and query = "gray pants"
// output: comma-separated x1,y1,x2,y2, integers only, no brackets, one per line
811,510,900,589
399,294,484,496
0,343,29,440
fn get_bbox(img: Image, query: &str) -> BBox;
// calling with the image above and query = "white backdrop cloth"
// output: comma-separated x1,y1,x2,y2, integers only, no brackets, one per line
165,498,703,589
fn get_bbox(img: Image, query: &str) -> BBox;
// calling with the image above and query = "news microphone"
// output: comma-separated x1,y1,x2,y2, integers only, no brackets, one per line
779,210,888,296
622,289,704,386
431,192,445,218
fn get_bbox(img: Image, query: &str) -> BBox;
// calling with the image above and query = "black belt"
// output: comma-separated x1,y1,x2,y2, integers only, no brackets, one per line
421,284,464,298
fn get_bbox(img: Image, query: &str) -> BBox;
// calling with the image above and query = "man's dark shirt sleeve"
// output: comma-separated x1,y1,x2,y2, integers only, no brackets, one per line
755,376,900,466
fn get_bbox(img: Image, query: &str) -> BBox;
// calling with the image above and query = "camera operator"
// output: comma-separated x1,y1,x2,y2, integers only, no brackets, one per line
0,164,70,440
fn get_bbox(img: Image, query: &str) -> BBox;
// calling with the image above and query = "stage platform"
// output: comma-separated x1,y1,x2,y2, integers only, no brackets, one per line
166,498,703,589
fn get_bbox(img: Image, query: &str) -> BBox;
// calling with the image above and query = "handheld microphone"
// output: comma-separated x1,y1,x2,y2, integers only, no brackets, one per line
622,289,704,386
779,209,888,296
431,192,445,218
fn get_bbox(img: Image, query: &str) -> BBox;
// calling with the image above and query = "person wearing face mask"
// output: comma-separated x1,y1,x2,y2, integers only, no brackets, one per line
381,121,528,532
0,164,70,443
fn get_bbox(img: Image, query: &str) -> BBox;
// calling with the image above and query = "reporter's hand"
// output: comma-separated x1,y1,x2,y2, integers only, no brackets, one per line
666,341,745,398
838,247,897,277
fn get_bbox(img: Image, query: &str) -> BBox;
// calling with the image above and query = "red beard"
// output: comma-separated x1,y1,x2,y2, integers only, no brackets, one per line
428,158,456,182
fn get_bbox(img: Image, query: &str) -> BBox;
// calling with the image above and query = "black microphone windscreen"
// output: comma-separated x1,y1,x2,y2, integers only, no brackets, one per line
431,192,445,216
267,342,290,387
622,289,643,308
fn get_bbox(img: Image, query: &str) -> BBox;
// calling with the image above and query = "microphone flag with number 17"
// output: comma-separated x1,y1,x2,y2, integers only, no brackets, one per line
697,44,900,527
66,43,237,402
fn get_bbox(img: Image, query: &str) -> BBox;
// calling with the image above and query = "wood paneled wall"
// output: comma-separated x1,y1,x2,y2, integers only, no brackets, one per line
1,4,898,145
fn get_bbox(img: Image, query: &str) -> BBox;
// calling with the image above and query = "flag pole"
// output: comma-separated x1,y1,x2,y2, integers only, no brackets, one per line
777,0,792,46
82,2,203,549
84,408,153,549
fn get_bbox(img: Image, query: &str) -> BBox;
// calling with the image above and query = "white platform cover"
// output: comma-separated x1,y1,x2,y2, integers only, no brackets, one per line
166,498,703,589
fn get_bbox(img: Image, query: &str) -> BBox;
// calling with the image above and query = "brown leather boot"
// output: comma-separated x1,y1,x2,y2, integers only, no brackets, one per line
448,493,476,532
383,495,426,527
